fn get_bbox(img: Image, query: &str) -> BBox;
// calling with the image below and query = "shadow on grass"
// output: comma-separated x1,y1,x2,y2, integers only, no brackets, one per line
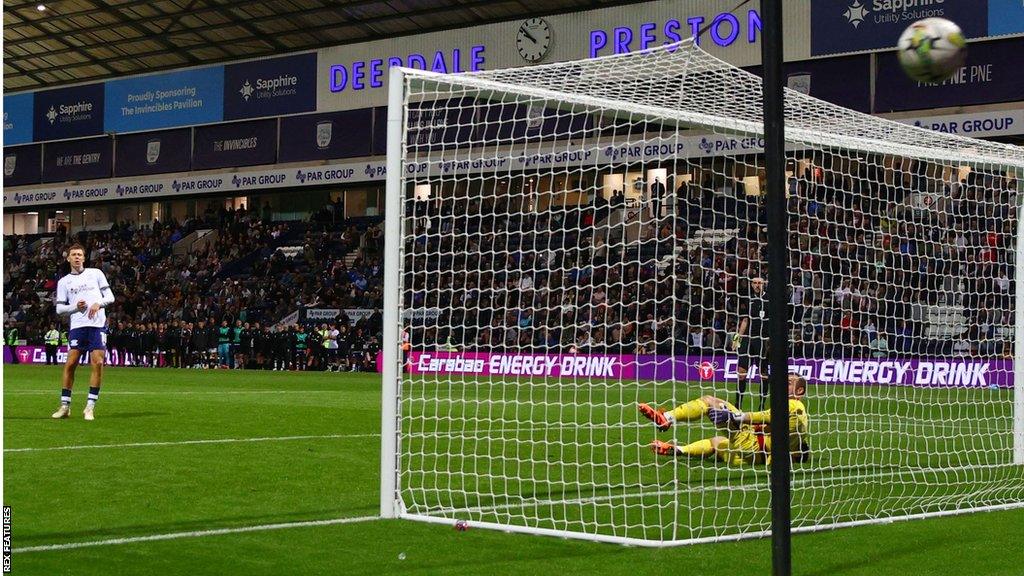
797,529,947,576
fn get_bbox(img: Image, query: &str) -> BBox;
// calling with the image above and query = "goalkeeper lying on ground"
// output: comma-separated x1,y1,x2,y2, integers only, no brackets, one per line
637,373,811,465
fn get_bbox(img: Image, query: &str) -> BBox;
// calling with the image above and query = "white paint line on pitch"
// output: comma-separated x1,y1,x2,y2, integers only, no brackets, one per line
13,515,380,554
5,433,379,453
3,387,344,391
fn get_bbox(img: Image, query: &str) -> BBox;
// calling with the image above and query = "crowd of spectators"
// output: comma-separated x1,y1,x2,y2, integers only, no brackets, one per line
3,202,385,371
102,318,381,372
404,155,1017,359
5,155,1017,366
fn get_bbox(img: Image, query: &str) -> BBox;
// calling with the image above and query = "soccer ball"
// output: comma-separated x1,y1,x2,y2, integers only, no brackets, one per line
897,18,967,83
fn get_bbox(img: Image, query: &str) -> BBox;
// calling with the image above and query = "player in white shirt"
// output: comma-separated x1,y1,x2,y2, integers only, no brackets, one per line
51,243,115,421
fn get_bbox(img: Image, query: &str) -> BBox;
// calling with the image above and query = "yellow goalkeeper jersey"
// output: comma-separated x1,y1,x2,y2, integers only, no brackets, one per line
746,398,810,455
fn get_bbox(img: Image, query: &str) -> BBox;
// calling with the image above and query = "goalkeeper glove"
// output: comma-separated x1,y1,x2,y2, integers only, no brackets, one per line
708,408,744,430
731,333,742,350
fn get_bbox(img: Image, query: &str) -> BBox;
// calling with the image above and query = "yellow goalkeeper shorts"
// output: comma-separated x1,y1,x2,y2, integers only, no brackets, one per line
717,429,767,466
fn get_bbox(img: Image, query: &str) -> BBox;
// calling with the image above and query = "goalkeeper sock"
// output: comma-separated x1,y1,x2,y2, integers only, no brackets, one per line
679,439,715,457
736,377,748,412
669,399,709,422
86,386,100,407
60,388,71,406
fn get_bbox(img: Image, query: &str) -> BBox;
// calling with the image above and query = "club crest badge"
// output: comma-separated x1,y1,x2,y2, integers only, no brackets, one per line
787,73,811,95
316,121,333,150
146,139,161,165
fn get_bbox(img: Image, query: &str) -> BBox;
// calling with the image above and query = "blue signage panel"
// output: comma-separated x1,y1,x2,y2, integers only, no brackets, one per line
810,0,988,56
3,144,42,186
875,37,1024,112
406,97,478,150
115,128,192,177
33,84,105,142
745,54,871,113
3,93,34,146
989,0,1024,36
192,119,277,171
372,107,388,156
279,110,373,163
224,53,317,121
105,67,224,133
477,101,595,144
42,136,113,183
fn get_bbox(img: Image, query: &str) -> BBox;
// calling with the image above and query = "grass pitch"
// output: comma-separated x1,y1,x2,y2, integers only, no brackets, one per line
4,364,1023,575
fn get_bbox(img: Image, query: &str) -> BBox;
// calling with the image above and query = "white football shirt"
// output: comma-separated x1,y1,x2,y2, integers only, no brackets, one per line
55,268,115,330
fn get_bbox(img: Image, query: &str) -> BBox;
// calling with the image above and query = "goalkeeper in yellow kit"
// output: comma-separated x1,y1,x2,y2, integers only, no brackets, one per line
637,373,811,465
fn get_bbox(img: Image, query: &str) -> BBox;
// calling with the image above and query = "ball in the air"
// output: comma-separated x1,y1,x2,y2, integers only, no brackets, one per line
897,18,967,83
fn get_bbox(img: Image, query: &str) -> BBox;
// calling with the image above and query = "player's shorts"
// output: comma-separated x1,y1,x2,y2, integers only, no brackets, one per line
718,428,767,466
68,327,107,352
737,336,768,371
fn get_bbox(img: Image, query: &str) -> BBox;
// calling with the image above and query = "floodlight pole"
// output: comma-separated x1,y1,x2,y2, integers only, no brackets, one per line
760,1,791,575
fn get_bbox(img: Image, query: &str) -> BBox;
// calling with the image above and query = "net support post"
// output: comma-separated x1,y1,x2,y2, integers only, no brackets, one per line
760,0,792,574
1015,200,1024,465
380,66,406,518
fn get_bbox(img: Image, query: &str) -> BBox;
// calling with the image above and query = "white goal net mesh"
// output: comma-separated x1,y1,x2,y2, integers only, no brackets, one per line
387,39,1024,545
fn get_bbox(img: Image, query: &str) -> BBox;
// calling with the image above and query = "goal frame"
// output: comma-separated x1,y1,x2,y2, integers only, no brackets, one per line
380,57,1024,547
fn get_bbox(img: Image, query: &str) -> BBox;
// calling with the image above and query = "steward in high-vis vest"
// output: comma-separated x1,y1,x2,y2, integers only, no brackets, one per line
6,327,20,365
44,326,61,366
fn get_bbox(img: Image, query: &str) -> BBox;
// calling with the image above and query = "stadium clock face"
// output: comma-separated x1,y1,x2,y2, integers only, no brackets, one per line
516,18,552,63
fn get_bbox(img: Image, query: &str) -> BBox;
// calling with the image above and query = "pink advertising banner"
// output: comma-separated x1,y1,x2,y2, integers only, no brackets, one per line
380,351,1012,389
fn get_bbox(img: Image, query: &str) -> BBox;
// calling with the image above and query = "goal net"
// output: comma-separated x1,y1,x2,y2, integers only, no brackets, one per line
381,39,1024,546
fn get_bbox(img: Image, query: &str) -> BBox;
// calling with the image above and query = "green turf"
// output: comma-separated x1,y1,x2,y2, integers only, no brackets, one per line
4,364,1023,575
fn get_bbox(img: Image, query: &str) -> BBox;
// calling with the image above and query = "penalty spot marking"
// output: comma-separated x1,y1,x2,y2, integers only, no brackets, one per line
14,515,379,553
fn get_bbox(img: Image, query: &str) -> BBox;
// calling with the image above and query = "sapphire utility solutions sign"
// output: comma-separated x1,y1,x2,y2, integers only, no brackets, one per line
104,67,224,133
33,83,105,142
810,0,988,56
224,53,317,120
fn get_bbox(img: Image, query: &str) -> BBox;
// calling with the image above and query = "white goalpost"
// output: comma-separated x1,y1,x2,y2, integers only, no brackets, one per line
382,39,1024,546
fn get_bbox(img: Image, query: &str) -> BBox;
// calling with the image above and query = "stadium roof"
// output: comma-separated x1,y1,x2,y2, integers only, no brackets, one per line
3,0,643,92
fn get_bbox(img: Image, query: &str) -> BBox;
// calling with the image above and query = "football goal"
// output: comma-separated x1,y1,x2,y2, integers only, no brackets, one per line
380,38,1024,546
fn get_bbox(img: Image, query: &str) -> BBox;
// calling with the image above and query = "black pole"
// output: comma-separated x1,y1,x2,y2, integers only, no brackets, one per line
760,1,791,575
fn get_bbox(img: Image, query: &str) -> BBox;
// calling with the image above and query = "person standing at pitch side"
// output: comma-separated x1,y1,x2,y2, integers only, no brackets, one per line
51,243,115,421
733,276,770,412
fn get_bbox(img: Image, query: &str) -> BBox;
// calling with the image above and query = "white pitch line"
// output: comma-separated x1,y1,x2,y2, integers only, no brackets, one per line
5,433,378,453
13,515,379,554
4,390,341,395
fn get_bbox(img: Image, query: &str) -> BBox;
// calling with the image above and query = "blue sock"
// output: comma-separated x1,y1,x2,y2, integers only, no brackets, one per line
61,388,72,406
87,387,100,407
